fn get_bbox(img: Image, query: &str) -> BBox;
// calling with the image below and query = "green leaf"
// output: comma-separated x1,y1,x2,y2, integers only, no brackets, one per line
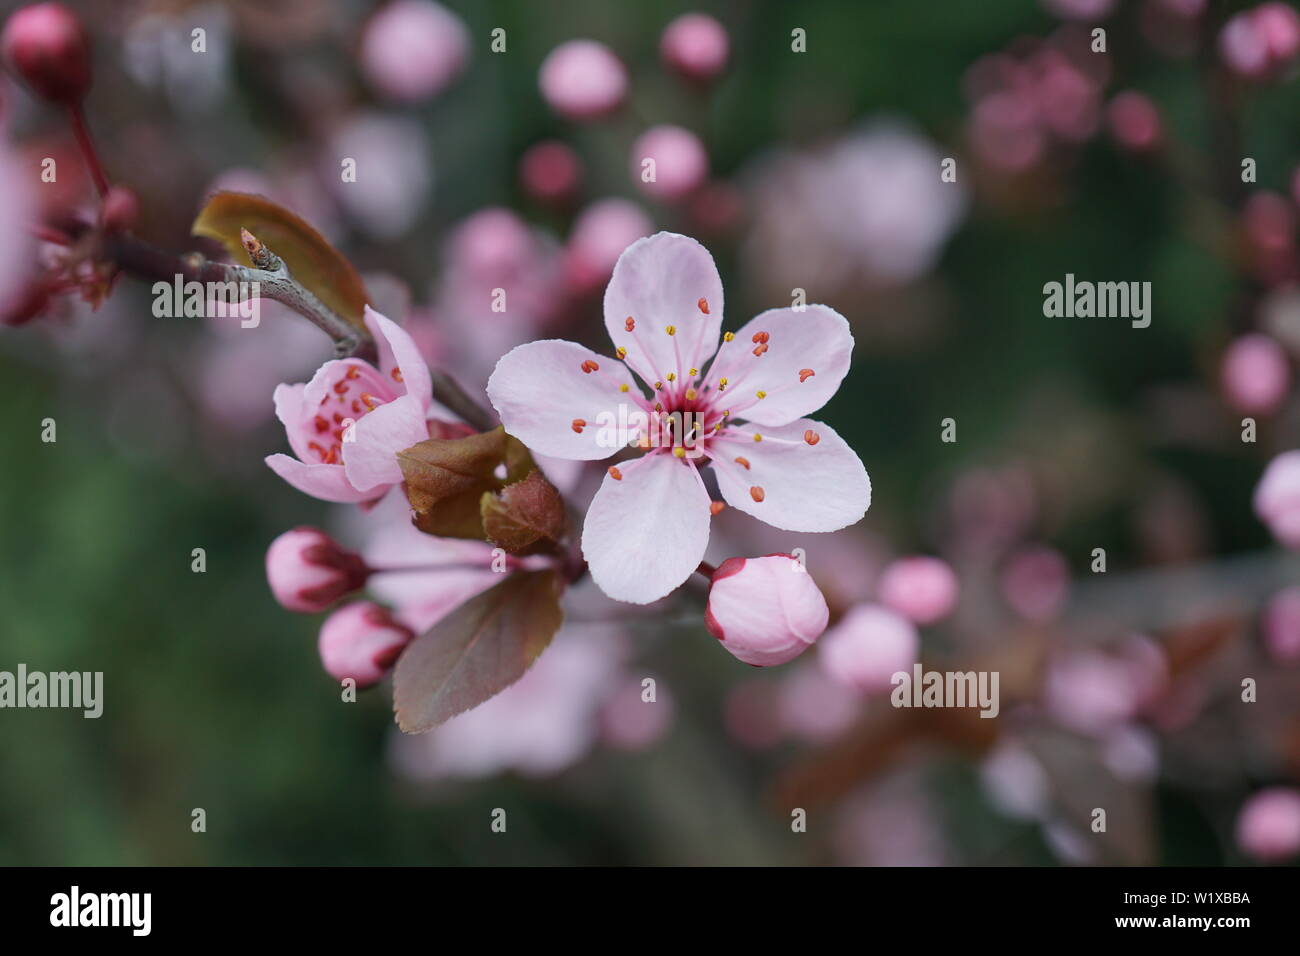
398,427,536,540
191,191,370,329
393,569,564,733
481,469,567,556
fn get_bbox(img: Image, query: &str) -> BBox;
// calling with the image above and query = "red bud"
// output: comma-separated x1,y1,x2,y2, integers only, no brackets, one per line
2,3,90,105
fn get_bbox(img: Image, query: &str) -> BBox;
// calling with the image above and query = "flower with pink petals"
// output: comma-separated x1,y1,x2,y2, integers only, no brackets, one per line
1236,787,1300,862
1221,333,1290,415
265,307,434,504
538,39,627,120
660,13,729,84
266,526,369,613
877,555,959,624
487,232,871,603
1255,450,1300,548
359,0,468,102
1263,586,1300,663
632,124,709,202
318,601,415,687
818,604,919,692
704,554,831,666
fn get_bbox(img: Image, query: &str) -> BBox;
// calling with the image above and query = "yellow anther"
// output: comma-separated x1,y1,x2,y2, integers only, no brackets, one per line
654,381,663,390
665,325,676,336
667,372,676,382
685,388,697,400
672,447,687,458
689,368,698,377
752,433,762,442
723,331,735,342
756,390,767,399
619,384,629,393
616,346,627,358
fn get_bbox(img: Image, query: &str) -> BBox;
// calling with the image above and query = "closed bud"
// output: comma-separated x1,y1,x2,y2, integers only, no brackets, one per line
705,554,829,666
2,3,91,106
318,601,414,688
265,527,369,613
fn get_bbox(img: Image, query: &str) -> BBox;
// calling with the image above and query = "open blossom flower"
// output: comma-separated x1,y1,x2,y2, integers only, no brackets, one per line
265,307,433,504
487,232,871,603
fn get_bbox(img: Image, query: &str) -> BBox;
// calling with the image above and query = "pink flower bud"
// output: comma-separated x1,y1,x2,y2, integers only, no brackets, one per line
1263,586,1300,663
818,604,919,692
1236,787,1300,862
660,13,729,84
705,555,830,667
1221,333,1290,415
318,601,414,688
631,124,708,201
1106,91,1162,152
877,555,959,624
1,3,90,105
538,40,627,120
266,527,369,613
519,139,582,203
565,198,654,295
1255,451,1300,548
359,0,468,102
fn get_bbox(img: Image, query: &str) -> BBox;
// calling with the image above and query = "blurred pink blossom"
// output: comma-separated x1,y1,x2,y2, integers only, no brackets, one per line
1220,4,1300,79
1220,333,1291,415
778,663,860,743
819,604,919,692
1236,787,1300,861
743,123,966,291
0,141,35,318
359,0,468,102
1263,586,1300,663
326,112,431,240
1044,638,1167,736
1106,91,1162,152
660,13,729,84
877,555,959,625
563,198,654,296
519,139,582,204
1254,450,1300,548
539,40,626,120
631,124,708,202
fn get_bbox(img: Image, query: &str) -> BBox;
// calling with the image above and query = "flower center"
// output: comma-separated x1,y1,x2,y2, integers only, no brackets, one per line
307,361,398,464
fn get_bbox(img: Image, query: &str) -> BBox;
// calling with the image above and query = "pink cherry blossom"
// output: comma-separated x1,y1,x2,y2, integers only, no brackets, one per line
818,604,919,692
519,139,582,203
1106,91,1162,152
704,554,831,666
538,40,627,120
564,198,654,295
317,601,415,687
486,232,871,603
660,13,729,84
265,307,434,504
631,124,709,202
1254,450,1300,548
1236,787,1300,862
600,673,674,750
1221,333,1291,415
359,0,468,103
265,526,369,613
877,555,959,624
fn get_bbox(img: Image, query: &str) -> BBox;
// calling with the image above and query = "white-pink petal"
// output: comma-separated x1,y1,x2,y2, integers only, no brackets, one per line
487,339,643,461
581,453,711,603
272,382,312,460
366,306,433,409
265,454,376,503
710,418,870,532
603,232,724,386
343,393,430,492
720,305,854,426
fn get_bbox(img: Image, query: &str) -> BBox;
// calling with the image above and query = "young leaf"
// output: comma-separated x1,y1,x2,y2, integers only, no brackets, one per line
393,569,565,733
191,192,370,328
481,469,567,555
398,426,536,540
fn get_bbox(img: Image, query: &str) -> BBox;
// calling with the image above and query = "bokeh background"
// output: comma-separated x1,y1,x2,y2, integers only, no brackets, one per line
2,0,1300,865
